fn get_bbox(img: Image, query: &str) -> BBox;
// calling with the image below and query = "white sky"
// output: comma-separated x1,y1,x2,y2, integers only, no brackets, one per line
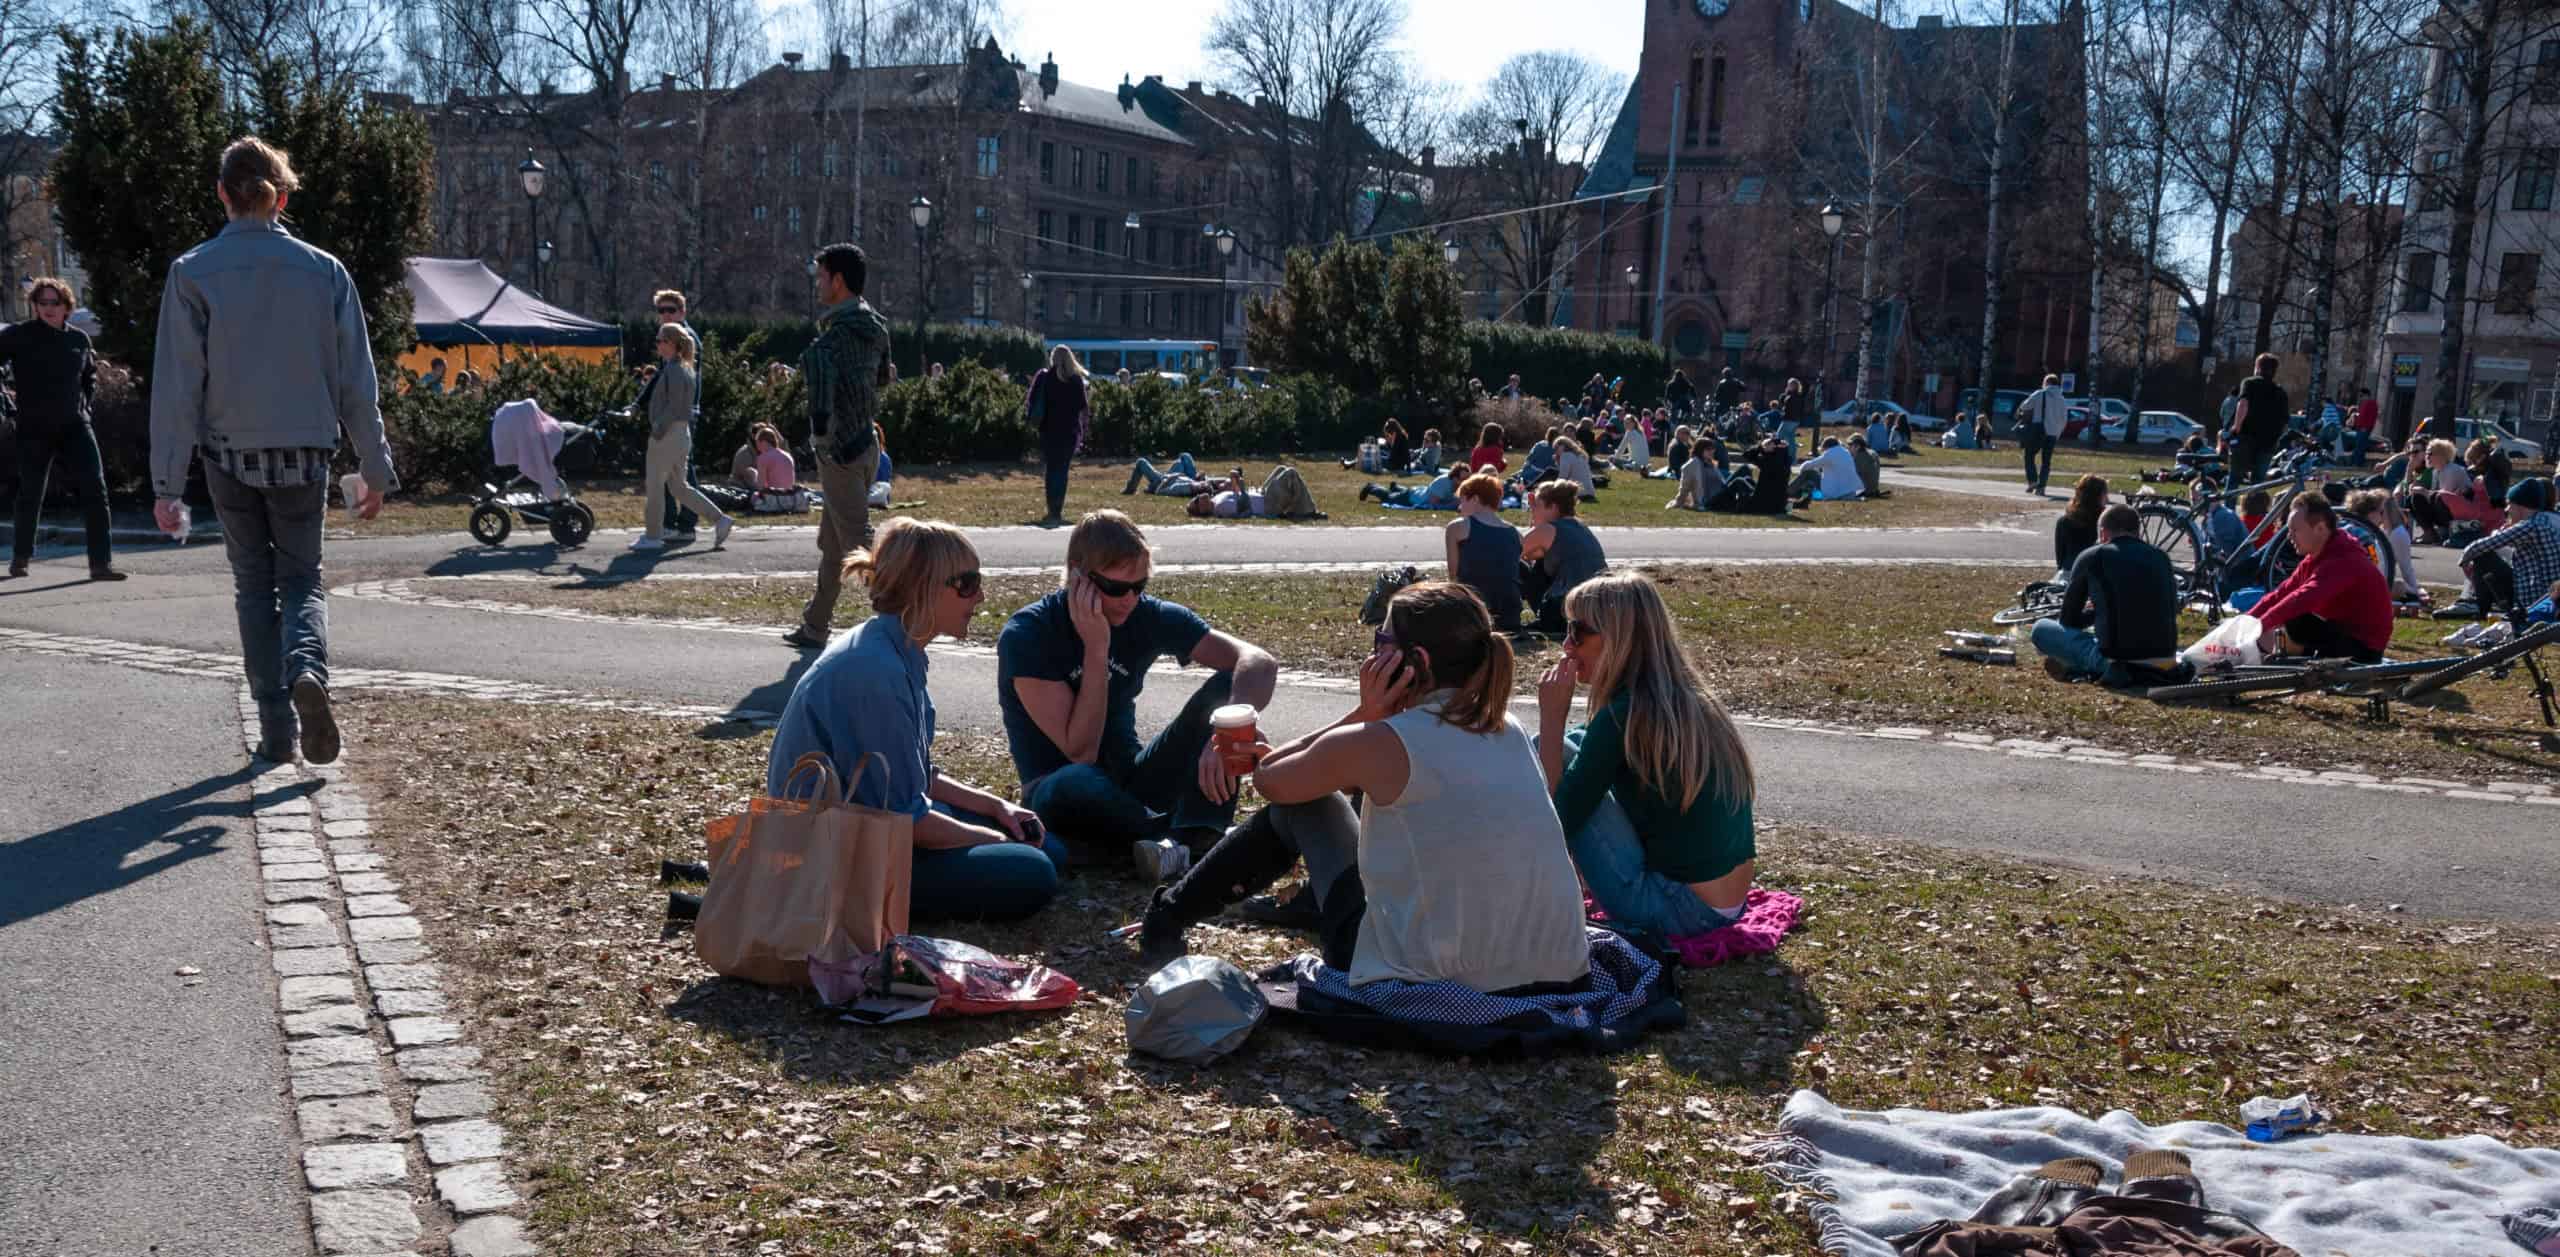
1009,0,1646,101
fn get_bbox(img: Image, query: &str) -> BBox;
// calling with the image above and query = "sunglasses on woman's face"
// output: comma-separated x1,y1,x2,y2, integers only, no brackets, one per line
32,297,64,308
1087,571,1147,598
946,570,983,598
1565,619,1601,645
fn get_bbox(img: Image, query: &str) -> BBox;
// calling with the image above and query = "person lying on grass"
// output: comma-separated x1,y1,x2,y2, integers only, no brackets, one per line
765,518,1066,919
2249,494,2394,663
999,510,1280,870
1359,464,1460,509
1135,580,1591,990
1535,572,1758,945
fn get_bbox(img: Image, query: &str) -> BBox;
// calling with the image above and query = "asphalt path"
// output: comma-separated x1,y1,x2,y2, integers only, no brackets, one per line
0,517,2533,922
0,654,308,1255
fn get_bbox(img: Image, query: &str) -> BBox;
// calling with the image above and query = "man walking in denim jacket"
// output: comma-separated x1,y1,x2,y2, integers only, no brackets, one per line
784,242,893,649
150,137,398,765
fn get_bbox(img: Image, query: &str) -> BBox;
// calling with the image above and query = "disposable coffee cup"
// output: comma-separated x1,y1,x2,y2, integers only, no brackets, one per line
339,473,365,515
1210,703,1261,773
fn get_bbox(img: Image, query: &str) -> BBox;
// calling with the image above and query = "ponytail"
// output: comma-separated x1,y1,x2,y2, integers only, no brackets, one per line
1442,631,1513,735
218,137,300,219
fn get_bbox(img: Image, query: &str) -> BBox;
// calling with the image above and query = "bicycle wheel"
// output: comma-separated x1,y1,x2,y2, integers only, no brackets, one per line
2399,622,2560,700
1991,581,2064,626
2134,503,2204,599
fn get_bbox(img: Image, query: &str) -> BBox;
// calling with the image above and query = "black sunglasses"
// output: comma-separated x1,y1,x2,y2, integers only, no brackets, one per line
1087,571,1148,598
1565,619,1602,645
655,306,682,316
946,569,982,598
32,296,65,308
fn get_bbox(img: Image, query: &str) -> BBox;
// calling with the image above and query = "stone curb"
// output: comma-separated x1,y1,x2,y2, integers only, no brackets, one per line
234,686,537,1255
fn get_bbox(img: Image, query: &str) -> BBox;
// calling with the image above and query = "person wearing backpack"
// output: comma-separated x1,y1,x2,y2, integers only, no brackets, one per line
1027,346,1090,527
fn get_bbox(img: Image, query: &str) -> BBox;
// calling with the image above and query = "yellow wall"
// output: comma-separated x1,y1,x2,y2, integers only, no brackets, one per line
392,341,619,380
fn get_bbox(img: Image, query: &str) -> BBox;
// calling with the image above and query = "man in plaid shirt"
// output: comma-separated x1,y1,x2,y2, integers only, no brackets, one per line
2445,476,2560,621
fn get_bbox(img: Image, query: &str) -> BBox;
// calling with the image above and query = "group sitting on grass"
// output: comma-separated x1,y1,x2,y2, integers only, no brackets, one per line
757,509,1758,998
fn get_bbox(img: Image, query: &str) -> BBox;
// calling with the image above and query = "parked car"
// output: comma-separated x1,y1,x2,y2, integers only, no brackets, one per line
2448,416,2546,463
1820,398,1912,428
1957,387,2032,434
2102,410,2203,445
2059,396,2133,440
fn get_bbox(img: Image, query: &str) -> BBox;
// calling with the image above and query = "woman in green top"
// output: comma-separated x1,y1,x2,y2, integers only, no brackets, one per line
1535,572,1758,940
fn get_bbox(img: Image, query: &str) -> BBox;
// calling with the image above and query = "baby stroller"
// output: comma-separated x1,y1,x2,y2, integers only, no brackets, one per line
469,398,600,547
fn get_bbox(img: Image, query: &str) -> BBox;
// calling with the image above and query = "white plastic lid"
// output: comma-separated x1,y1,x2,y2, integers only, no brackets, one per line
1209,703,1258,728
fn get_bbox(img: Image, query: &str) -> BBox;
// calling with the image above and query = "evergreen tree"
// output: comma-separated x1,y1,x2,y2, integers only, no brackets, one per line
1382,238,1467,418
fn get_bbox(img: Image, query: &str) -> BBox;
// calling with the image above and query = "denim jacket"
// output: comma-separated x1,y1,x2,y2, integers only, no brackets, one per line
149,218,397,498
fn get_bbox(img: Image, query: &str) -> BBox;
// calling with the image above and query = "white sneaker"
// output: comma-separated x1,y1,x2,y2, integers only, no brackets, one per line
629,536,665,552
2443,623,2484,647
713,517,734,550
2474,622,2514,649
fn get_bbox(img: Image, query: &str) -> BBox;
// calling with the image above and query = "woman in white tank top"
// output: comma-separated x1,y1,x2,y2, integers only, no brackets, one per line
1134,582,1591,993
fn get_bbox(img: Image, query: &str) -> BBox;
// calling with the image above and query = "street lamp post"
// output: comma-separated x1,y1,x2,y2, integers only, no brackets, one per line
1622,265,1639,334
1214,226,1237,368
908,195,932,376
1817,203,1845,447
516,151,546,292
1020,270,1034,329
535,239,554,298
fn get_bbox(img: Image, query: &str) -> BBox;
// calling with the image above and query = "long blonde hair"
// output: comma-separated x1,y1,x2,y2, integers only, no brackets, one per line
844,518,977,640
1565,573,1753,811
1049,344,1086,380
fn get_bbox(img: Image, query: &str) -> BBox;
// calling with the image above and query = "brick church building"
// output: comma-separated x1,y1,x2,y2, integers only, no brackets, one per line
1570,0,2092,413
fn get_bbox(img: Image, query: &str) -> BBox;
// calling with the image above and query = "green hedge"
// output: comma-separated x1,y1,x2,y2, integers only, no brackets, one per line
619,317,1048,380
1462,321,1669,410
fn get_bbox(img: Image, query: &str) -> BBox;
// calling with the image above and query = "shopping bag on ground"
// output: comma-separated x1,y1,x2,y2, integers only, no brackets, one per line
2179,612,2264,672
810,935,1080,1024
696,752,913,988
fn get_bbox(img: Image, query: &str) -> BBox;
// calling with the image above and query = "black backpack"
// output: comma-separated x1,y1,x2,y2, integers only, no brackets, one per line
1360,565,1421,626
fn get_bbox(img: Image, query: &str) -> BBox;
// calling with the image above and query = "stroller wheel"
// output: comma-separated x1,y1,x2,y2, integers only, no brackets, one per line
548,501,595,548
468,503,513,546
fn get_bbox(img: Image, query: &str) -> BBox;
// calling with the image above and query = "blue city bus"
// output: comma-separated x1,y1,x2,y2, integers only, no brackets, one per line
1049,338,1221,377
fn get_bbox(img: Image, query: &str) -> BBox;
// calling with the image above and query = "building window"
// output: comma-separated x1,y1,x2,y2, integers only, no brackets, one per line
1118,289,1133,326
1040,141,1056,184
648,159,667,187
1708,55,1727,141
1037,209,1055,250
1145,225,1159,262
1033,287,1047,322
823,144,840,178
787,205,802,236
2519,149,2557,211
1685,55,1703,145
976,135,1001,178
755,146,768,177
1097,150,1111,193
2498,252,2540,315
1065,288,1079,321
2539,41,2560,105
974,205,995,246
2421,151,2451,212
1067,214,1082,250
1134,157,1147,197
1123,218,1137,259
1143,291,1157,328
2401,252,2437,313
788,144,802,178
753,204,768,222
1071,147,1085,189
971,271,992,318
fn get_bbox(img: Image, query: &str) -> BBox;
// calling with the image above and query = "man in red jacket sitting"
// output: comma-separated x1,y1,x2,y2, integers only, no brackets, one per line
2251,494,2394,663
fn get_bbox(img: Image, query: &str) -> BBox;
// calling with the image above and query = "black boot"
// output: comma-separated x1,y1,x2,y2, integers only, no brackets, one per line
1132,812,1302,966
1136,885,1189,970
666,890,701,921
659,859,710,884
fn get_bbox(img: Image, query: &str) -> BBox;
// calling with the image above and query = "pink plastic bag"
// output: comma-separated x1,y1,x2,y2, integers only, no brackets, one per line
810,934,1079,1024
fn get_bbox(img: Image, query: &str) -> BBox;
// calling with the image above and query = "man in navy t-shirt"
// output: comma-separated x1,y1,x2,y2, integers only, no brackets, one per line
997,511,1279,867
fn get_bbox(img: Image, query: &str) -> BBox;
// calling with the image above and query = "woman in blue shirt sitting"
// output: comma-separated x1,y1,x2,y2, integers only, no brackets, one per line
765,518,1068,919
1535,572,1758,943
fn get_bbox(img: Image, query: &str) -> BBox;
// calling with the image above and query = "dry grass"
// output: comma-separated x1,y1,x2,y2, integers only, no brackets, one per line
340,695,2560,1257
422,564,2560,784
336,456,2020,539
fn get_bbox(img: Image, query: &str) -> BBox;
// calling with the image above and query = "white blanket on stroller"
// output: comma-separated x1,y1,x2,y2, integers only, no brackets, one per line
489,398,566,501
1753,1089,2560,1257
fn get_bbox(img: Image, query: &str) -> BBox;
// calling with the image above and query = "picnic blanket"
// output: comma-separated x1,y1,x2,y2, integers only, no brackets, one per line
1252,928,1684,1058
1751,1089,2560,1257
1660,887,1803,967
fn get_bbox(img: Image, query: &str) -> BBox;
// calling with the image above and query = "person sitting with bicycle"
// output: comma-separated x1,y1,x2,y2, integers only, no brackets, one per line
2438,476,2560,623
2030,504,2183,688
2248,495,2394,663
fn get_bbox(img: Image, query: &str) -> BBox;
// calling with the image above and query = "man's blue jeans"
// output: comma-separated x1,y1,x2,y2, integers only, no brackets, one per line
1022,671,1239,860
916,802,1068,920
1123,453,1199,494
1536,729,1739,942
205,464,329,732
2030,618,2110,681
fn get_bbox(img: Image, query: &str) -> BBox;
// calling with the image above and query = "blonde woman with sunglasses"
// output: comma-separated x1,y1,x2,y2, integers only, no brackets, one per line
1535,572,1757,941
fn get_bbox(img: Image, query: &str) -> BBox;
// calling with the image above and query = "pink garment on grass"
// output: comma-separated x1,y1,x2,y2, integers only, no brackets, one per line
1586,887,1805,968
489,398,566,500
